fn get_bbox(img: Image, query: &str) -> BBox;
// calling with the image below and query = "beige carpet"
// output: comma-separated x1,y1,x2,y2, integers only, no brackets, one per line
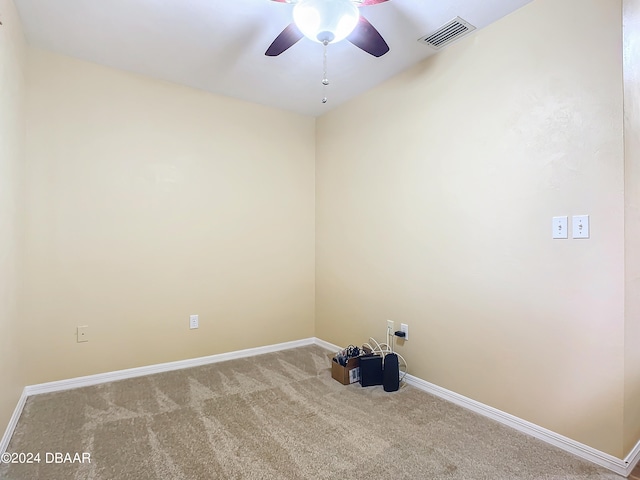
0,345,624,479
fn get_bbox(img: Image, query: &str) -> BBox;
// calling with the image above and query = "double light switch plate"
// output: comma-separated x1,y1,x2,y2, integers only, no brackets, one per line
552,215,589,239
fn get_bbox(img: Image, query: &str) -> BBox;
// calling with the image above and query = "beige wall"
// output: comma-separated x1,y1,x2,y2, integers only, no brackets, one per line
21,49,316,384
0,0,26,434
5,0,638,463
316,0,627,457
624,0,640,456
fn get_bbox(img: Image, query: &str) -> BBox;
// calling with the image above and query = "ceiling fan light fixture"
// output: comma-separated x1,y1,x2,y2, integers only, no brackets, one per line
293,0,359,44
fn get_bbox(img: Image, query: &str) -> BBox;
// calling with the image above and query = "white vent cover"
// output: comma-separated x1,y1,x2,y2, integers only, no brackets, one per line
418,17,476,49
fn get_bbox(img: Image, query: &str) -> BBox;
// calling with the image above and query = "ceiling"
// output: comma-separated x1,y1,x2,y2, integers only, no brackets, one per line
13,0,533,117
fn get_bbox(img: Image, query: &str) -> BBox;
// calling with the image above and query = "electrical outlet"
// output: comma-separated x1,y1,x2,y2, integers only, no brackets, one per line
77,325,89,343
387,320,394,334
190,314,199,329
400,323,408,341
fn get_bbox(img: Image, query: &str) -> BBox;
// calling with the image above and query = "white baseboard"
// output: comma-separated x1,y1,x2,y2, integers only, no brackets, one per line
626,439,640,475
0,337,316,454
0,390,28,456
312,338,639,477
403,374,637,477
24,338,315,396
3,336,639,478
313,337,341,352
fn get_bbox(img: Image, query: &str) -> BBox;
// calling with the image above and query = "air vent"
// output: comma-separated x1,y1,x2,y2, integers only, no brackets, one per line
418,17,476,49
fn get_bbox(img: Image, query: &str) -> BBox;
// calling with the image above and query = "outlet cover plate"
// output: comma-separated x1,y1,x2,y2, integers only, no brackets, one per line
77,325,89,343
400,323,409,341
190,314,199,329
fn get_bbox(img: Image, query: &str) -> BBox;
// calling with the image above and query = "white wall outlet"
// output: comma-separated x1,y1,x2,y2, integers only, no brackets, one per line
572,215,590,239
400,323,409,341
387,320,394,334
77,325,89,343
189,314,199,329
552,216,568,239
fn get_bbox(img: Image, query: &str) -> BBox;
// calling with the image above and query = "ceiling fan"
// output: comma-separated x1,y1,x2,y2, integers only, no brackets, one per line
265,0,390,58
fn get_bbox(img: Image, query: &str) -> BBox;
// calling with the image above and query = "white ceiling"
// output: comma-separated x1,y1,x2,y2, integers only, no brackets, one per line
13,0,533,117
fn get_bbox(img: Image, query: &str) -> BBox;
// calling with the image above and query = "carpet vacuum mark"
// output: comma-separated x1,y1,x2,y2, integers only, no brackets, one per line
0,345,623,479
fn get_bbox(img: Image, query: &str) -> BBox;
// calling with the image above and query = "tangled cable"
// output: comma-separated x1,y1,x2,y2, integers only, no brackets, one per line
336,345,361,366
362,330,408,383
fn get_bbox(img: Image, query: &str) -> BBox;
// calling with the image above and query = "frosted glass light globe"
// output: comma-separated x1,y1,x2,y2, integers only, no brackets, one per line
293,0,359,44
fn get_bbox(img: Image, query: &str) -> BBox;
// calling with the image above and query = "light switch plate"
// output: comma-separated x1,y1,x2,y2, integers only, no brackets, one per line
190,314,199,329
572,215,590,239
552,216,568,239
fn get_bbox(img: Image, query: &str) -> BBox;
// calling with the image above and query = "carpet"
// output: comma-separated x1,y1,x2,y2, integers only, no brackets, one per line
0,345,623,479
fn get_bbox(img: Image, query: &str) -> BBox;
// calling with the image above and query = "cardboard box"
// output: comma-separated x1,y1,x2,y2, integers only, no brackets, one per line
331,356,360,385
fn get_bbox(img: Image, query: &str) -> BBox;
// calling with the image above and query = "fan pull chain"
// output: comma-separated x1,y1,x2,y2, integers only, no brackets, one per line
321,40,329,104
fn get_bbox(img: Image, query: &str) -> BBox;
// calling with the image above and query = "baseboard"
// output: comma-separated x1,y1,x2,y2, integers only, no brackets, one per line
313,337,341,352
312,337,637,477
0,337,316,454
24,338,315,396
404,373,634,477
626,439,640,475
0,390,28,456
3,336,638,477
